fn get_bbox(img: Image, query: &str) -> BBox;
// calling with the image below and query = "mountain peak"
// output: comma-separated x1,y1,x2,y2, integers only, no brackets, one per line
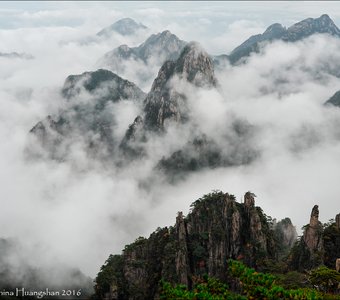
97,18,147,37
320,14,331,21
30,69,146,160
144,30,180,44
142,42,216,130
98,30,187,85
175,41,217,87
229,14,340,64
283,14,340,41
136,30,187,62
160,30,172,37
181,41,205,54
263,23,286,38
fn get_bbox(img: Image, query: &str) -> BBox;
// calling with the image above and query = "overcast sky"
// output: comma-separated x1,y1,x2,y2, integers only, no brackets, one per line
1,0,340,286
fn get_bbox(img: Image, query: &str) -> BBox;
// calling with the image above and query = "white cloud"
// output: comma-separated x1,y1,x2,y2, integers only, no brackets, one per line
1,2,340,293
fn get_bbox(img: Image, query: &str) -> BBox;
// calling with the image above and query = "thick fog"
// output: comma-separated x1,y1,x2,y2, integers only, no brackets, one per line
1,2,340,292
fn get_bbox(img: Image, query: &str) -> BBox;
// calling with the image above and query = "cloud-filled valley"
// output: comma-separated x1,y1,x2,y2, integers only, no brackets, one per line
1,2,340,294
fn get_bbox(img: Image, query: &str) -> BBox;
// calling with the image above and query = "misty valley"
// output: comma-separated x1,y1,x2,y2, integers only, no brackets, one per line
0,3,340,300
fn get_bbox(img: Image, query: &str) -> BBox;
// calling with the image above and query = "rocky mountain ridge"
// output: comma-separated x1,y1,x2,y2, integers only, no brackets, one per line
30,69,145,160
94,192,340,300
229,14,340,64
29,14,340,177
98,30,187,77
93,191,298,300
117,42,257,175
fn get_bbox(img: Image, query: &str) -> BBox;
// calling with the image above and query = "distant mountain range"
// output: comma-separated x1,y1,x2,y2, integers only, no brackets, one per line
98,14,340,85
29,14,340,177
228,14,340,64
0,51,33,59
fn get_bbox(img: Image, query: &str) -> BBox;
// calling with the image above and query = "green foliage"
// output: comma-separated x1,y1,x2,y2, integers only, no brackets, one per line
94,254,125,298
160,277,246,300
322,221,340,269
189,191,225,211
308,266,340,293
289,237,317,271
228,260,337,299
276,271,309,289
123,236,147,252
160,261,339,300
253,258,288,274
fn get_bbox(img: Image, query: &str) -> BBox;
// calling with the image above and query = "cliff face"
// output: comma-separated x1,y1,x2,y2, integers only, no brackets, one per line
273,217,297,258
303,205,323,253
94,191,287,300
143,41,217,130
29,69,146,161
290,206,340,271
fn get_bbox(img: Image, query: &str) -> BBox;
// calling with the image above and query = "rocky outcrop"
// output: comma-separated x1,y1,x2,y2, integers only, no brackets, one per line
325,90,340,107
94,191,290,299
143,41,217,130
156,122,257,180
336,214,340,230
273,217,297,258
175,212,191,286
290,208,340,271
29,69,145,160
304,205,323,252
61,69,145,102
229,14,340,64
119,116,146,159
96,18,147,37
120,42,220,162
290,205,324,271
99,30,186,75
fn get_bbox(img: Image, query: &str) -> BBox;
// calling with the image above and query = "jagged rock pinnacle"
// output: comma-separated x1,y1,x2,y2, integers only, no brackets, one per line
309,205,319,228
143,41,217,130
336,213,340,230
